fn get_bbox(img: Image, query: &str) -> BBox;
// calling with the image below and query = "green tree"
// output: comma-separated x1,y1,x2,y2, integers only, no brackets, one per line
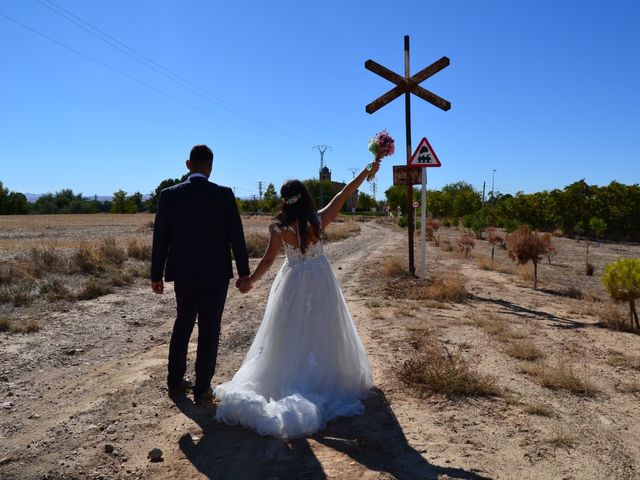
357,192,375,211
5,191,29,214
303,179,340,209
601,258,640,328
111,190,128,213
261,183,280,212
384,185,418,215
589,217,607,240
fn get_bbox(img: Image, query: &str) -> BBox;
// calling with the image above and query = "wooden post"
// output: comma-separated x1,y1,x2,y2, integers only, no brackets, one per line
404,35,415,276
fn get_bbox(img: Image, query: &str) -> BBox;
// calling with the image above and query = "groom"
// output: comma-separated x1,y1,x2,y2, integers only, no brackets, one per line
151,144,252,403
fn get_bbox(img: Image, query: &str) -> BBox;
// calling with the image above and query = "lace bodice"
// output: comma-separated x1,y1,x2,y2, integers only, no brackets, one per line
271,222,325,266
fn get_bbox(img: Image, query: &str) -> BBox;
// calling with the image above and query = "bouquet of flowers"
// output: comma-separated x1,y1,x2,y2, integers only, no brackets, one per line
368,129,395,158
366,129,394,180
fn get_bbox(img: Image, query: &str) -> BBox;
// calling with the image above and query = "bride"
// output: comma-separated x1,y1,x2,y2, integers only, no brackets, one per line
214,158,381,438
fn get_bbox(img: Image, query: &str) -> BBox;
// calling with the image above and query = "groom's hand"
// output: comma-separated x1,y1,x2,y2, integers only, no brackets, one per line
151,280,164,294
236,276,252,294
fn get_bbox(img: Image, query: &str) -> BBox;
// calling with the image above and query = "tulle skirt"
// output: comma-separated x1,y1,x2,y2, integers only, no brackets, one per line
214,254,373,438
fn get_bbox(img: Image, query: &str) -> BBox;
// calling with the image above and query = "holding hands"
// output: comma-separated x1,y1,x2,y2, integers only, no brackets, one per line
236,276,253,294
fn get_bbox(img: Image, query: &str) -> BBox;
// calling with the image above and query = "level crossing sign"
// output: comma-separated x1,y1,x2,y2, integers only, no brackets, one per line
409,137,441,167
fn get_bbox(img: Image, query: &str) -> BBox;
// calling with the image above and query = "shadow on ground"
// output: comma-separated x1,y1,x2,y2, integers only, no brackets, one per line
172,388,493,480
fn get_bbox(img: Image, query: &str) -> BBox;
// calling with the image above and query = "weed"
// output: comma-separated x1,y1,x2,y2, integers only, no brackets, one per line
126,239,152,261
520,361,597,396
524,403,556,417
76,279,114,300
505,340,544,361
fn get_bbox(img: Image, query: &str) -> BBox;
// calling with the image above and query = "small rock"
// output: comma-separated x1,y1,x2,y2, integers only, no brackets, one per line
112,449,120,457
106,425,116,434
28,413,40,419
104,444,115,454
132,401,137,407
0,456,12,465
1,401,14,409
147,448,163,462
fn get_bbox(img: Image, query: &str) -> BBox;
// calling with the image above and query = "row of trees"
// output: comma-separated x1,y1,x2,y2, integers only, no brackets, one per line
385,179,640,242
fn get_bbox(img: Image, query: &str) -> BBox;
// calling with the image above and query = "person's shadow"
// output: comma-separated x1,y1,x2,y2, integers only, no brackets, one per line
172,388,493,480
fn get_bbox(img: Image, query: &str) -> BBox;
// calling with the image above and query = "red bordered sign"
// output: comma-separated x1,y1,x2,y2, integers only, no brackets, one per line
409,137,441,167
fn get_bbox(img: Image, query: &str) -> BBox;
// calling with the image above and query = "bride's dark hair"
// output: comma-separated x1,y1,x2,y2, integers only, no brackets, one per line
275,180,322,253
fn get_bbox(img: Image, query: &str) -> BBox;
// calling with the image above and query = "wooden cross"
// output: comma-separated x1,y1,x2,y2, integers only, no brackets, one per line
365,35,451,276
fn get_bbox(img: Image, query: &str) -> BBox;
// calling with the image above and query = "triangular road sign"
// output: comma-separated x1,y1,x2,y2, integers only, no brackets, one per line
409,137,441,167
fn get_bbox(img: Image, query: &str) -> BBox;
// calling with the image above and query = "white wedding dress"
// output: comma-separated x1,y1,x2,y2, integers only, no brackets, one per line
214,223,373,438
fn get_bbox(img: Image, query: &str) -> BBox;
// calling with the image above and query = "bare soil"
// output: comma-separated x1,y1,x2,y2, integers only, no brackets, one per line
1,216,639,480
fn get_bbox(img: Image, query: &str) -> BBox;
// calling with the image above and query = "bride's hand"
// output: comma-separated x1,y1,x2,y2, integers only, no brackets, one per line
366,160,381,180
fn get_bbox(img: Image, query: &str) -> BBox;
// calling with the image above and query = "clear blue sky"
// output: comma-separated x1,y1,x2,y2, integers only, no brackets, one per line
1,1,639,200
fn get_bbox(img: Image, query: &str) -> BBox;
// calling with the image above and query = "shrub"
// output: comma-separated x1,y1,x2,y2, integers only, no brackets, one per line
425,217,441,241
505,341,543,361
126,239,152,261
39,278,73,302
601,258,640,329
506,225,550,289
422,274,467,303
77,279,114,300
486,227,504,260
71,245,99,274
400,342,501,398
96,238,127,266
382,257,407,277
27,246,66,277
456,234,475,257
540,233,557,265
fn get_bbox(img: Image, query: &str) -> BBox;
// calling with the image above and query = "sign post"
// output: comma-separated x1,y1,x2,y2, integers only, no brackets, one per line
409,137,442,275
365,36,451,276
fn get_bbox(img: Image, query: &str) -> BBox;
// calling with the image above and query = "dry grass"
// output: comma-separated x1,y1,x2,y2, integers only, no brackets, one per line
126,238,152,261
76,279,114,300
245,231,270,258
505,340,544,361
545,431,575,450
0,317,41,334
476,256,513,273
520,360,598,396
472,314,527,342
606,350,640,370
615,381,640,394
324,218,361,242
524,403,556,417
95,238,127,266
516,264,534,284
419,274,468,303
382,257,408,278
38,278,74,302
400,329,501,398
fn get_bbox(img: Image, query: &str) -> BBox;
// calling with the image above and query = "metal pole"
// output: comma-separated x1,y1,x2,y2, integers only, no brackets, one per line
419,167,427,276
404,35,415,276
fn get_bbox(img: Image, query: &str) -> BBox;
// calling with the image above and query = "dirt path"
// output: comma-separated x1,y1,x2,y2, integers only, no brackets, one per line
1,222,639,480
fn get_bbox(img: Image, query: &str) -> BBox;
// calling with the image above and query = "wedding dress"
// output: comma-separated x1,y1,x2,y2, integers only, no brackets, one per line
214,223,373,438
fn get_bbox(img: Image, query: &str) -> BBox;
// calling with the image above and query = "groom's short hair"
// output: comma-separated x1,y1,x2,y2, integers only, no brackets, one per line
189,144,213,167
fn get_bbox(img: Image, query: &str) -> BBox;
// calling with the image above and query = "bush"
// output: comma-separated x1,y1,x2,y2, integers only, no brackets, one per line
506,225,550,289
71,245,99,274
77,279,114,300
126,239,152,261
96,238,127,266
601,258,640,329
400,342,500,398
456,234,475,257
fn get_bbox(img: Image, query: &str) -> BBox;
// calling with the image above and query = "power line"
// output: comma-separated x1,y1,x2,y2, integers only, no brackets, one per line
0,10,307,150
38,0,314,148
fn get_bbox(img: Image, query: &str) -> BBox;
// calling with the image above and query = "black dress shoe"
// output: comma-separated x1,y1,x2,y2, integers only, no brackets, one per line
194,387,214,405
168,378,193,396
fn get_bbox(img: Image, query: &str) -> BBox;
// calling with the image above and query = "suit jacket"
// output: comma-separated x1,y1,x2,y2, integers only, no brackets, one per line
151,176,250,283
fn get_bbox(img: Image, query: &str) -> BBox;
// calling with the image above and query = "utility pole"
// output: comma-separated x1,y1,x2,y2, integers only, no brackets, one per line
491,169,496,199
348,167,359,178
258,181,263,199
370,181,377,200
313,145,332,207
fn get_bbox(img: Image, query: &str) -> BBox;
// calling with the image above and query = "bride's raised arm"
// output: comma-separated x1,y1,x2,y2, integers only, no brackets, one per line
318,159,380,229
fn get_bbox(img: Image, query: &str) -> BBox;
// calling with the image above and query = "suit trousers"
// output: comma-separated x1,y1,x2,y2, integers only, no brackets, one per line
168,277,229,395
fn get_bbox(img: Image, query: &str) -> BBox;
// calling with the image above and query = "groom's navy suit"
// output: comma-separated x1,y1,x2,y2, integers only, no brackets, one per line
151,174,250,395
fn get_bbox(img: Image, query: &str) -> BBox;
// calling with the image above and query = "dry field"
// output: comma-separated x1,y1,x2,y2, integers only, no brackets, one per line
1,214,639,480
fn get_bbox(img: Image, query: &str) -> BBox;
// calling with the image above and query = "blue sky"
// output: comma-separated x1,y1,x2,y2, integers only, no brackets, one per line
1,1,639,200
